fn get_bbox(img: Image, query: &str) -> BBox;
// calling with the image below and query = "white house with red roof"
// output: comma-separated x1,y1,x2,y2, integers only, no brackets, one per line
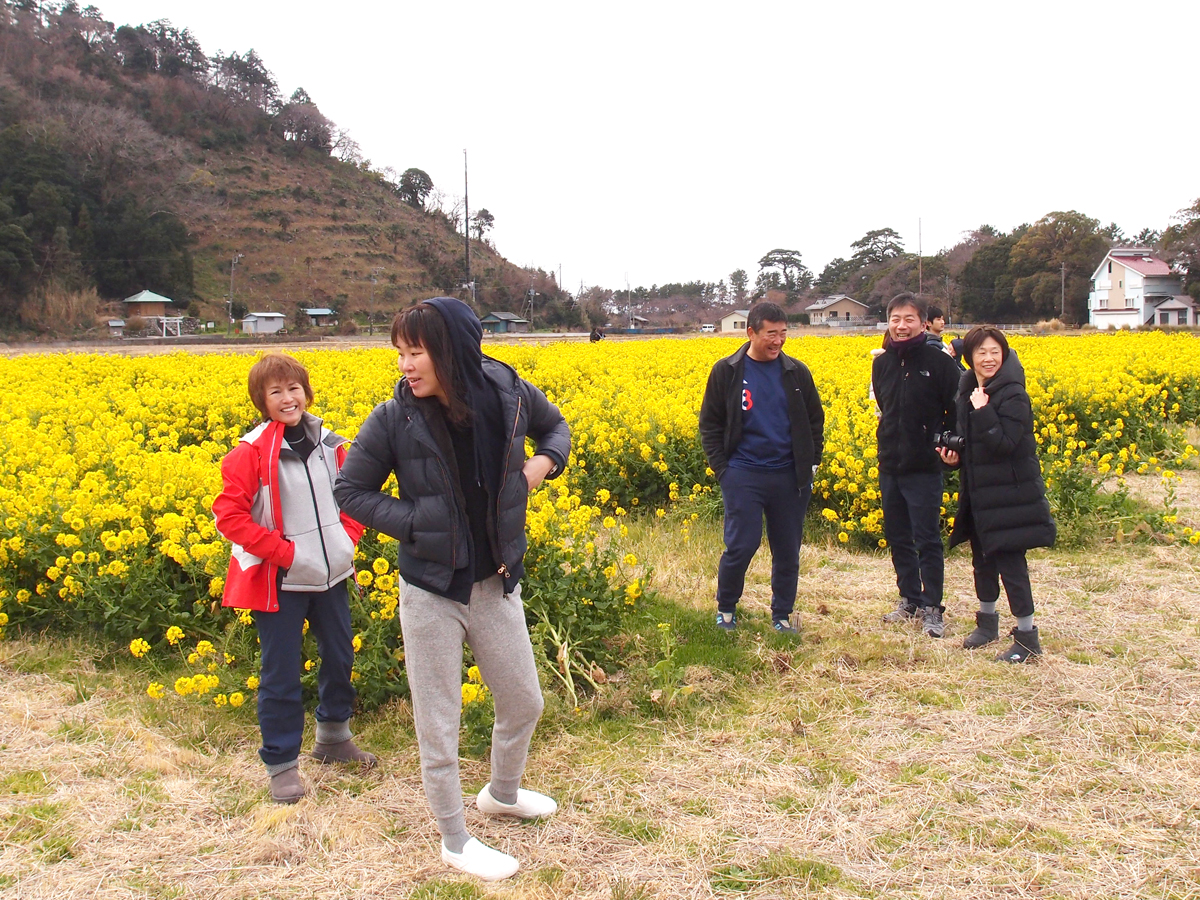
1088,249,1192,329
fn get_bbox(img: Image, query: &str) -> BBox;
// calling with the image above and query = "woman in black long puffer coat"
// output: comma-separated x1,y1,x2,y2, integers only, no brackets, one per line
937,326,1055,663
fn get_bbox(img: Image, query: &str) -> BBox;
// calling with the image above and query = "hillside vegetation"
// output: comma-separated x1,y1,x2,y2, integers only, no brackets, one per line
0,1,582,337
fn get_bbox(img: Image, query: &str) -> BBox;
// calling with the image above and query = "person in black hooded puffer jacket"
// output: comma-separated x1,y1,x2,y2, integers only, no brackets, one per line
333,298,570,881
937,325,1055,663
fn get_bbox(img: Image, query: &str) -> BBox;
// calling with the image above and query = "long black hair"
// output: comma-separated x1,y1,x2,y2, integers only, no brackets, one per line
391,302,472,425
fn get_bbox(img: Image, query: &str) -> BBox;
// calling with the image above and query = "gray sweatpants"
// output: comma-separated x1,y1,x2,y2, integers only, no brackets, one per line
399,575,544,849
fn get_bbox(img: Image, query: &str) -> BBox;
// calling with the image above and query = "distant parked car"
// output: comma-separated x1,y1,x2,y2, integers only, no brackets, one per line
700,324,715,333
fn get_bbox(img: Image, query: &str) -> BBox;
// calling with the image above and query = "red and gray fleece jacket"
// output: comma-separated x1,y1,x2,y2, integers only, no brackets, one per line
213,413,366,612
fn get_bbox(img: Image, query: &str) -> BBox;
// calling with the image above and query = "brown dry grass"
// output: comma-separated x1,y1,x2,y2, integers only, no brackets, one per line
2,472,1200,899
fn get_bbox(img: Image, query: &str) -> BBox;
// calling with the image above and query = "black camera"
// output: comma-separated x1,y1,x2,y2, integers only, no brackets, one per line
933,431,965,453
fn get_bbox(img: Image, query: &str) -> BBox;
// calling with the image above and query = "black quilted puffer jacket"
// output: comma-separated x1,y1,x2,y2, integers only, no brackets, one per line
333,357,570,598
947,349,1056,556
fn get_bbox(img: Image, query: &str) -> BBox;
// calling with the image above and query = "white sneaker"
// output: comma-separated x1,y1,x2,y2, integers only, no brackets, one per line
441,838,519,881
476,782,558,818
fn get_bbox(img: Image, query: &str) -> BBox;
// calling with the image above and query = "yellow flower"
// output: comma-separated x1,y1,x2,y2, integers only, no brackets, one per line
129,638,151,658
356,569,374,587
229,692,245,708
165,626,184,645
194,640,215,657
462,683,480,704
174,676,193,696
213,693,228,707
352,635,363,653
246,675,260,690
305,659,315,671
372,557,390,575
623,553,638,567
467,665,481,682
147,682,165,699
838,532,849,543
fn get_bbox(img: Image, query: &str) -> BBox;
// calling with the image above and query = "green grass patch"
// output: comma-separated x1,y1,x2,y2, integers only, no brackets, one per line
711,851,846,891
769,794,813,814
408,880,484,900
0,769,49,795
602,814,662,843
638,597,756,675
1,801,75,862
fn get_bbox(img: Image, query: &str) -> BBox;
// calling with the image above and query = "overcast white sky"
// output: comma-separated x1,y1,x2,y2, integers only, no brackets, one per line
97,0,1200,292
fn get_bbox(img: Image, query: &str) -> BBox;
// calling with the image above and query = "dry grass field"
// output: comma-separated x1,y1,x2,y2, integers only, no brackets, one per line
1,470,1198,900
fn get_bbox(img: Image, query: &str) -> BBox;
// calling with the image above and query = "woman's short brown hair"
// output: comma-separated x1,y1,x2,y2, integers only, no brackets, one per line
961,325,1009,370
247,353,313,420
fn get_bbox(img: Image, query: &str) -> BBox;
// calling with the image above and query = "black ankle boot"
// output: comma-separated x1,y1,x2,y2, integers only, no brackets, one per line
996,626,1042,663
962,612,1000,649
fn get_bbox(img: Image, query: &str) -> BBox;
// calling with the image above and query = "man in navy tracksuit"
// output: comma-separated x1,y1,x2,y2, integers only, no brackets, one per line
699,302,824,635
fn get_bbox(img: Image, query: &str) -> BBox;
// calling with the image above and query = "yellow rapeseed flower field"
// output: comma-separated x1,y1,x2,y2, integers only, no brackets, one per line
0,332,1196,704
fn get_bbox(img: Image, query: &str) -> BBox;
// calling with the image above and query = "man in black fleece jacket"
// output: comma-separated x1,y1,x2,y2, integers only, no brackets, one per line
872,293,960,637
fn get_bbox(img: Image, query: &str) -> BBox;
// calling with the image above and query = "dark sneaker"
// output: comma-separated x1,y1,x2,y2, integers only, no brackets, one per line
922,607,945,638
715,611,736,631
772,617,799,636
882,599,920,624
996,626,1042,663
962,611,1000,649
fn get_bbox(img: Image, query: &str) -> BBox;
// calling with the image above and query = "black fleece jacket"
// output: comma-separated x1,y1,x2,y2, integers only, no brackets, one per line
699,343,824,482
872,340,960,475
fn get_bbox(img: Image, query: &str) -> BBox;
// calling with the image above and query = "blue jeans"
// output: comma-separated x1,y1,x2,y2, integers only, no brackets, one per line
879,471,945,610
716,465,813,619
252,581,357,766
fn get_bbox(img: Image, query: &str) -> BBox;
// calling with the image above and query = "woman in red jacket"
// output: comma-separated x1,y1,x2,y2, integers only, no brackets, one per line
213,353,374,803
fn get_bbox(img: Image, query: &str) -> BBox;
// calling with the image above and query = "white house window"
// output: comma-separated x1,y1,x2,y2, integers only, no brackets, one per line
1180,310,1189,325
1107,261,1112,273
1160,311,1170,324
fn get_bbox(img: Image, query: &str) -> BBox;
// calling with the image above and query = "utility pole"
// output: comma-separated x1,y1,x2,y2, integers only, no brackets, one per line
227,253,243,335
945,274,951,324
463,149,470,297
918,218,923,294
369,267,383,336
1060,262,1066,321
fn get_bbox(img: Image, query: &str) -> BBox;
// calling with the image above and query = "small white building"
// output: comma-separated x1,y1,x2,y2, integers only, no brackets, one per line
719,309,750,332
806,294,871,326
1088,249,1191,328
242,312,287,335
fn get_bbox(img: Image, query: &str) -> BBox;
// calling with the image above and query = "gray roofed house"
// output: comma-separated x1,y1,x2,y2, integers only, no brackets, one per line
480,311,530,334
242,312,287,335
304,308,337,326
805,294,870,326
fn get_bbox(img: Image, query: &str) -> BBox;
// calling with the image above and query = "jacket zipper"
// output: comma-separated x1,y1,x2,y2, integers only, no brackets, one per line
301,455,333,588
266,426,283,612
495,394,522,581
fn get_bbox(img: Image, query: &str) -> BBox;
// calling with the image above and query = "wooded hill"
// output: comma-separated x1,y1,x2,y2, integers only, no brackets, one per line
0,1,582,337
